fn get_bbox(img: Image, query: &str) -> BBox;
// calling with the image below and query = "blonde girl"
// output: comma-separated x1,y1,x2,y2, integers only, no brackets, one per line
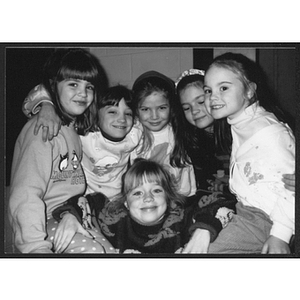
203,52,295,254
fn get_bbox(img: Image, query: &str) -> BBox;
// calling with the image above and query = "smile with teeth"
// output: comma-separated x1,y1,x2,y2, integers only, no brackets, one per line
74,100,87,106
141,206,157,212
113,125,127,130
211,104,225,110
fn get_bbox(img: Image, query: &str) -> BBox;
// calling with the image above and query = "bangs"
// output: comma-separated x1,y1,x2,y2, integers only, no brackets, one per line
43,49,103,90
145,82,170,99
136,81,170,103
121,158,185,207
57,64,99,86
99,97,123,108
54,50,100,86
124,169,162,194
177,74,204,94
98,85,133,109
213,60,248,82
180,80,204,94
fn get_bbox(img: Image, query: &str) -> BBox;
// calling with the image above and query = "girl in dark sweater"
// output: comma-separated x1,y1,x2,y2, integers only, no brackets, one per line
53,158,236,254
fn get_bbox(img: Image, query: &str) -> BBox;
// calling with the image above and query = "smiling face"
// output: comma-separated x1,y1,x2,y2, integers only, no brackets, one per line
126,178,167,225
204,65,251,120
57,78,95,117
137,91,170,132
98,98,133,140
179,84,214,131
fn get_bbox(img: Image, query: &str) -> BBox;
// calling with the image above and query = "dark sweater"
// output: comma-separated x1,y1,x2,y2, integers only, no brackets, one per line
53,192,236,254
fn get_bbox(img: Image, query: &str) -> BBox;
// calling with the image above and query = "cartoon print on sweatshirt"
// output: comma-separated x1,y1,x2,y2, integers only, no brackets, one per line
91,156,119,176
59,152,69,171
71,150,80,170
51,149,85,185
59,150,81,171
87,145,126,177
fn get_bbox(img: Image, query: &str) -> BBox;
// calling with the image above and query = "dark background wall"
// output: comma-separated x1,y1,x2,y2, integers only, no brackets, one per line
257,48,296,122
5,48,54,186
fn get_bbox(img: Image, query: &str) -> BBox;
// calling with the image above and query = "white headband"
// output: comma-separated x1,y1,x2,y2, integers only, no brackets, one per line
175,69,205,88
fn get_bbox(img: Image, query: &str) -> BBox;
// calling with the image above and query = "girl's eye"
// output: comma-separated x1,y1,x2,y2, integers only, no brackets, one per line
126,112,133,117
159,106,168,110
132,191,142,196
140,107,148,112
108,110,117,114
153,188,163,193
197,95,205,104
182,106,190,112
220,86,228,92
204,88,211,94
87,85,94,91
69,82,78,87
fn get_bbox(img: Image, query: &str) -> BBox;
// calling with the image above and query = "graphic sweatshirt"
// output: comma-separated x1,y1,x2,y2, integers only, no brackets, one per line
9,118,85,253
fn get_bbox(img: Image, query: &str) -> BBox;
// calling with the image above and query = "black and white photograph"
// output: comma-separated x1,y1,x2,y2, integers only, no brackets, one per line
2,44,298,258
0,2,299,298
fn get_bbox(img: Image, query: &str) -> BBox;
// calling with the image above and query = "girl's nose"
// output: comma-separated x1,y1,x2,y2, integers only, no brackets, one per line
78,87,87,97
191,105,200,115
209,90,218,101
143,192,154,203
150,110,158,119
117,114,126,123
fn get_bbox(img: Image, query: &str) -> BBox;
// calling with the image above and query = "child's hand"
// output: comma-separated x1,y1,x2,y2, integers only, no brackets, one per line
77,196,94,230
182,228,210,253
282,173,295,193
261,235,290,254
53,213,90,253
34,103,61,142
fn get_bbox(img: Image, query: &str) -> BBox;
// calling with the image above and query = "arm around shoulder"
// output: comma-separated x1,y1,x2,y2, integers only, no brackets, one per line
23,84,53,118
23,84,61,141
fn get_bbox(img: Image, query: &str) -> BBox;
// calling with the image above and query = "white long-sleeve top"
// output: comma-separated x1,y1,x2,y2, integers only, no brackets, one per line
228,102,295,243
131,124,196,197
81,122,143,198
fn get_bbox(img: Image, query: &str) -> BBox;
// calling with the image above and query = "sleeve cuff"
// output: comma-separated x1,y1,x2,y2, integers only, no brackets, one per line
52,204,83,224
189,218,222,242
32,100,54,115
270,222,294,244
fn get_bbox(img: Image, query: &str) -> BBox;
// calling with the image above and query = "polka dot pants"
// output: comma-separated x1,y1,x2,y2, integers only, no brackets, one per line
46,217,117,254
